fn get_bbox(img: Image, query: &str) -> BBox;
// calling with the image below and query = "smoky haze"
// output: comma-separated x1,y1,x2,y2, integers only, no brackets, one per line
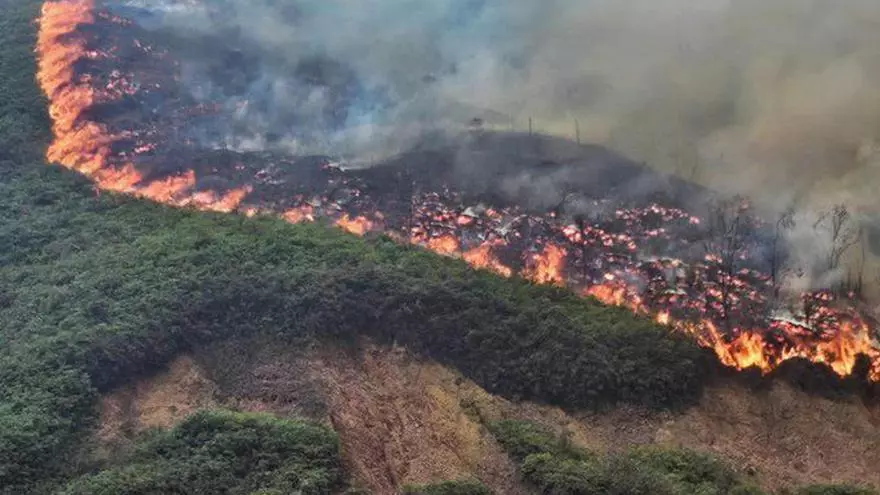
114,0,880,213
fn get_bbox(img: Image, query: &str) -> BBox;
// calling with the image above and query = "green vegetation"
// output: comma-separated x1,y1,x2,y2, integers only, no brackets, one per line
60,410,342,494
1,1,874,495
792,487,879,495
488,419,589,462
488,419,763,494
0,1,711,491
402,479,493,495
488,419,877,495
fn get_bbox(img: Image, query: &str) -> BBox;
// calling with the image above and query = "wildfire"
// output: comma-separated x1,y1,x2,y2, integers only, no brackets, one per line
36,0,249,212
524,244,567,285
592,281,880,380
282,205,315,224
335,214,374,236
462,240,513,277
425,234,460,256
584,282,646,314
35,0,880,384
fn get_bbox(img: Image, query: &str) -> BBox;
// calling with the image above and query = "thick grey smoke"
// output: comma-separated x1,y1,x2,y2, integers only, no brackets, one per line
115,0,880,211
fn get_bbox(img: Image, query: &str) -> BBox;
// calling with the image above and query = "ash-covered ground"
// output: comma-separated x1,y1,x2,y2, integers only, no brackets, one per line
39,0,880,383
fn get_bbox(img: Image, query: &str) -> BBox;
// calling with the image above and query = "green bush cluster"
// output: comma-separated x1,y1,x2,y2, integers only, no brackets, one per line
488,419,876,495
60,410,342,495
489,419,764,494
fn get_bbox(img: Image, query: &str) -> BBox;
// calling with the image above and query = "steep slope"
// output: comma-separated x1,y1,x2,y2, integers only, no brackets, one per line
95,342,880,493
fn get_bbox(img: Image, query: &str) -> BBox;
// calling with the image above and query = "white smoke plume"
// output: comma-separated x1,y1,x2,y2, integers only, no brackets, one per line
111,0,880,213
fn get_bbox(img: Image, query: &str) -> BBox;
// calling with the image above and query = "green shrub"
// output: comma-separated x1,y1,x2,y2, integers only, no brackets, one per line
795,486,878,495
60,410,342,495
402,479,493,495
625,446,744,492
488,420,589,462
489,420,766,495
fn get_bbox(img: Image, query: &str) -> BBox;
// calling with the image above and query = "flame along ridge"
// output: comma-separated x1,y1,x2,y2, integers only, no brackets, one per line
36,0,880,382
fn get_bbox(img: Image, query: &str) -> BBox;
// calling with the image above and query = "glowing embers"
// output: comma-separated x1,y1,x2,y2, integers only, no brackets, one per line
34,0,880,383
36,0,252,213
335,214,374,236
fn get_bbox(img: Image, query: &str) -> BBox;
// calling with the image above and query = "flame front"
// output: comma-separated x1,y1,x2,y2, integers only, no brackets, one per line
462,240,513,277
36,0,248,211
524,244,567,285
335,215,374,236
35,0,880,383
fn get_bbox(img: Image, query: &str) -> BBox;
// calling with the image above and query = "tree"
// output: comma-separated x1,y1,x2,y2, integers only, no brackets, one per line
770,205,796,301
813,204,861,293
702,195,750,329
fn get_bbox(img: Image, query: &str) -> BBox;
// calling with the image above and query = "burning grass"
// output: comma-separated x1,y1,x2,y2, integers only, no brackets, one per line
33,0,880,387
2,1,878,493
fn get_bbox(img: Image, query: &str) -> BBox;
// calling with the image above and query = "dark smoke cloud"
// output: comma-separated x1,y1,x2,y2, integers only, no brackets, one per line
112,0,880,213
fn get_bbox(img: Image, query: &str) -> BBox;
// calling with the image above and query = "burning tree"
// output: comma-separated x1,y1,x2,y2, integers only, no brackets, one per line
701,196,752,330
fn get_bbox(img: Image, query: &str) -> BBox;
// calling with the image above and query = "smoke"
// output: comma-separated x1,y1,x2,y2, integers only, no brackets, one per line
110,0,880,211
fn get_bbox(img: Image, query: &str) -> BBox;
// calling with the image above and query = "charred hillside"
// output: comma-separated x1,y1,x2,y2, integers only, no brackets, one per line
1,1,878,494
35,0,880,385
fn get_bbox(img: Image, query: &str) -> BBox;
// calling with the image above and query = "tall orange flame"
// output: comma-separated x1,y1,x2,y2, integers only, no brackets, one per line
524,244,567,285
36,0,249,212
462,240,513,277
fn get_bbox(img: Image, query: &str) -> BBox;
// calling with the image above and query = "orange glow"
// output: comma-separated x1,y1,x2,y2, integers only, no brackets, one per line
35,0,880,384
425,234,460,256
656,311,671,325
136,170,195,203
282,205,315,224
36,0,254,213
194,186,252,213
524,244,566,285
583,282,646,314
335,214,373,236
463,240,513,277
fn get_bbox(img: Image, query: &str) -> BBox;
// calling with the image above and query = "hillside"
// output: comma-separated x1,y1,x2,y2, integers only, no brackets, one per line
1,1,879,494
96,343,880,493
